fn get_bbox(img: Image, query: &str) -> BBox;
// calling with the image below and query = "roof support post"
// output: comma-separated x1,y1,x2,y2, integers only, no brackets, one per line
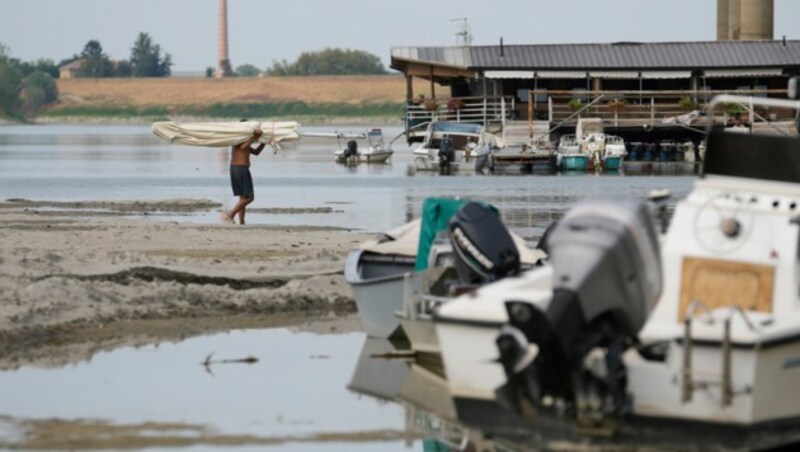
429,66,435,99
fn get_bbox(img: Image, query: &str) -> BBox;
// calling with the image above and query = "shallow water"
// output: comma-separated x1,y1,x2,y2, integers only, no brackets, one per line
0,124,695,237
0,327,417,450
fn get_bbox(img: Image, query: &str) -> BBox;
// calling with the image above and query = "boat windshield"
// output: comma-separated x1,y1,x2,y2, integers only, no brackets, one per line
703,131,800,184
430,122,482,135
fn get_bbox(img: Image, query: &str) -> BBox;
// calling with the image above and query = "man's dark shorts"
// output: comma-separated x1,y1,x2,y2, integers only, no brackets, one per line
230,165,254,198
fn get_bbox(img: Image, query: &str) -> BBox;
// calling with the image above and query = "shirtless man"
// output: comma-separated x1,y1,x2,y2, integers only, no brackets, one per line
224,126,266,225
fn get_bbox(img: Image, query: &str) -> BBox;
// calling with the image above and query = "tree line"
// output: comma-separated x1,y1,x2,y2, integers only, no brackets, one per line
208,48,388,77
1,38,388,120
65,33,172,78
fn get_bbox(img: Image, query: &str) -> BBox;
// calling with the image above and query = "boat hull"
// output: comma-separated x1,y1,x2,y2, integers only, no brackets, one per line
345,250,418,339
398,314,439,355
559,154,589,171
334,150,393,164
603,155,623,171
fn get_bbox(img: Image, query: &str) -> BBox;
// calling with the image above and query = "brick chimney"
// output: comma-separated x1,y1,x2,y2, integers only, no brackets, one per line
216,0,233,77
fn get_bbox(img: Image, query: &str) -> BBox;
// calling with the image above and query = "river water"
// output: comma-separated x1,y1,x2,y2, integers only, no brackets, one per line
0,124,695,237
0,124,699,449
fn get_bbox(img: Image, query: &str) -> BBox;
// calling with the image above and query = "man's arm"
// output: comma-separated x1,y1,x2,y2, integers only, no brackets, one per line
246,128,265,155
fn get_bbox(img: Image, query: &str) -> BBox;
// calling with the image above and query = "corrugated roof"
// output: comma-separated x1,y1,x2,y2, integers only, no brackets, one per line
391,40,800,70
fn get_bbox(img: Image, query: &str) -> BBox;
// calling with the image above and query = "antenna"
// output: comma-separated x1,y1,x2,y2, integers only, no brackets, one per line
451,18,473,46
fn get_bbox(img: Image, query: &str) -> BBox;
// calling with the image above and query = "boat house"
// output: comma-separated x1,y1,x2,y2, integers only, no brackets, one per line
390,40,800,143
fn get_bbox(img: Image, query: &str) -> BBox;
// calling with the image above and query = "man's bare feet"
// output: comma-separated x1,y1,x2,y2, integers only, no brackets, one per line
219,210,235,225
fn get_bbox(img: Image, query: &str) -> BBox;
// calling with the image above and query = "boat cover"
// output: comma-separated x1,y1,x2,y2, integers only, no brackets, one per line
152,121,300,149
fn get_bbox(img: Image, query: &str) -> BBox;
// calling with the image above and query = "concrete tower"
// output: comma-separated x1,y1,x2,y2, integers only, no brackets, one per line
717,0,774,41
216,0,233,78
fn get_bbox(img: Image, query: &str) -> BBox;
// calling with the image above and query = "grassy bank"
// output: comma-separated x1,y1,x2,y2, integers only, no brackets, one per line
39,101,405,123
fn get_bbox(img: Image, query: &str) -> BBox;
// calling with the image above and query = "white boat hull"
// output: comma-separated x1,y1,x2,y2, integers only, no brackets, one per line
334,150,393,164
345,250,418,339
398,314,439,355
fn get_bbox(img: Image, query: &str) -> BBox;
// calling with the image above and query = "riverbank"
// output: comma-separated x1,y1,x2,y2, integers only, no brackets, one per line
32,75,448,125
0,199,373,367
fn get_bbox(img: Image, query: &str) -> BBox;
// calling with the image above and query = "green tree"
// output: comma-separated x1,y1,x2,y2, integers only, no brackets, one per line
205,66,214,78
114,60,133,77
0,44,23,117
23,71,58,104
266,48,387,76
77,40,114,77
235,64,261,77
129,33,171,77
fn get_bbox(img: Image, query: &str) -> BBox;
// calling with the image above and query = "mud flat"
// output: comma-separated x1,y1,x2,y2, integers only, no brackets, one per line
0,198,372,367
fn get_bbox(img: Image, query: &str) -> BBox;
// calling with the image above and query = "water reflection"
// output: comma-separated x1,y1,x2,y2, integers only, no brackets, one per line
347,336,796,451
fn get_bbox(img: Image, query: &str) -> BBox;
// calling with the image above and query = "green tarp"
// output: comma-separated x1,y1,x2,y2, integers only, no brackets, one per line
415,197,498,270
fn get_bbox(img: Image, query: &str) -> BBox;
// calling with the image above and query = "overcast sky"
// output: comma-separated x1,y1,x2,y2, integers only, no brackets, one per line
1,0,799,72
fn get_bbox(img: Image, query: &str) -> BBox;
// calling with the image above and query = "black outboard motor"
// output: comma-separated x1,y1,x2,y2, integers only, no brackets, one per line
343,139,358,161
448,202,520,285
496,198,662,423
438,136,455,174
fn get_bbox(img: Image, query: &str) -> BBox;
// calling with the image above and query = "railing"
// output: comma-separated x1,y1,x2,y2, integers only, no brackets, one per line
526,89,792,136
404,96,515,132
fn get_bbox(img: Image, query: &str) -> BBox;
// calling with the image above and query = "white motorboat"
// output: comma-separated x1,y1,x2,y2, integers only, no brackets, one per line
433,93,800,448
345,219,420,339
410,121,483,172
346,198,544,340
627,94,800,429
332,129,393,164
603,134,626,171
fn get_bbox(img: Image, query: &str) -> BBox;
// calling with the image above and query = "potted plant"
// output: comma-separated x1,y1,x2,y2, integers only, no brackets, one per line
447,98,465,111
678,96,698,111
607,98,628,112
423,99,440,111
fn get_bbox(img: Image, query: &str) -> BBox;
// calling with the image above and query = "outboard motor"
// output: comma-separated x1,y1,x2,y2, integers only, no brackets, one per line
438,136,455,174
343,139,358,162
496,198,662,423
448,202,520,285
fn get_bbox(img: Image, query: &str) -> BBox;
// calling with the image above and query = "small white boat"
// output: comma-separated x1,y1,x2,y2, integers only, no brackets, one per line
411,121,484,172
603,134,626,170
345,219,420,339
346,198,544,340
395,202,546,355
333,129,393,164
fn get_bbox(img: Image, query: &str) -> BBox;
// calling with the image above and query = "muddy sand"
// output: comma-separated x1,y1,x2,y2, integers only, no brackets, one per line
0,198,375,369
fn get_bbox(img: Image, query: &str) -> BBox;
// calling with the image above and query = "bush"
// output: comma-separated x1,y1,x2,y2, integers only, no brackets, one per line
266,48,387,76
678,96,698,111
568,98,582,111
23,71,58,104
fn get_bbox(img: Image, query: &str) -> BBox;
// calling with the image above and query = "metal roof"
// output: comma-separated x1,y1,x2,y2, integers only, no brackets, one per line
391,40,800,71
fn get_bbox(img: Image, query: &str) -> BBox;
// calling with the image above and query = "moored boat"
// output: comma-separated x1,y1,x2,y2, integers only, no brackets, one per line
333,129,393,164
410,121,483,173
432,92,800,448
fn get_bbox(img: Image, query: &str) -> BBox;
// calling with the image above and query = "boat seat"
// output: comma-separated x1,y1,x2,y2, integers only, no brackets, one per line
678,256,774,321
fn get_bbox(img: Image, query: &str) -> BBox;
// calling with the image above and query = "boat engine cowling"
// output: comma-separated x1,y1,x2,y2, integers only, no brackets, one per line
497,198,662,420
546,198,661,339
448,202,521,285
343,140,358,159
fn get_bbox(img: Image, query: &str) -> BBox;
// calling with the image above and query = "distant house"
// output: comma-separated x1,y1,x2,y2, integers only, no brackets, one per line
58,59,84,79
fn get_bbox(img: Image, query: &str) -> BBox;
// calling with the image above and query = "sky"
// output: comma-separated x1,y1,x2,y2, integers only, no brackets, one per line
1,0,799,73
